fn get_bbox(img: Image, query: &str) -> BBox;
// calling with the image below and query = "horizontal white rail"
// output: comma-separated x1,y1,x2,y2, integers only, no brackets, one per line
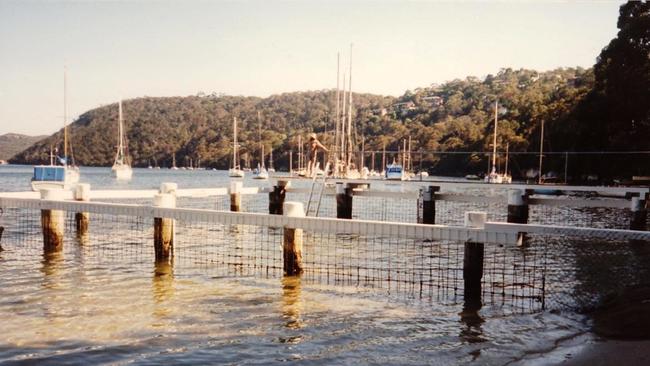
0,197,518,245
487,222,650,241
0,188,230,200
0,187,637,210
283,177,649,195
2,196,648,244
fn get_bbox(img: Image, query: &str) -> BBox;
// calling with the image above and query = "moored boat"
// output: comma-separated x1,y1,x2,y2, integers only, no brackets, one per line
111,99,133,180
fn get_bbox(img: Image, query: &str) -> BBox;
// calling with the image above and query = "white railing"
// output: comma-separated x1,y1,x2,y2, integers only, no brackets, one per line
2,195,650,244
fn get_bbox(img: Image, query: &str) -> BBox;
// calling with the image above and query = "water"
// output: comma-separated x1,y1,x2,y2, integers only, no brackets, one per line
0,165,607,365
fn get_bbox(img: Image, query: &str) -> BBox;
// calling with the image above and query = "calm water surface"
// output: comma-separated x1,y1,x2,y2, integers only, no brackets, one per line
0,165,590,365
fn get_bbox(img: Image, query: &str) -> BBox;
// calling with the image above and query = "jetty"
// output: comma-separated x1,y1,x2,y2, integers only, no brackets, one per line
0,179,648,313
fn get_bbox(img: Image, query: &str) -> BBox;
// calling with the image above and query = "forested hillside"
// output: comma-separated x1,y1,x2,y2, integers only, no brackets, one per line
0,133,46,160
11,67,591,175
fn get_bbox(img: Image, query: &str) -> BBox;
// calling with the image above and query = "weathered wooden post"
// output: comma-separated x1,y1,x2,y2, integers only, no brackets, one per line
40,188,65,253
507,189,528,224
153,193,175,262
74,183,90,240
230,181,242,212
336,182,353,219
463,211,486,309
421,185,440,224
283,201,304,275
630,196,647,231
269,180,289,215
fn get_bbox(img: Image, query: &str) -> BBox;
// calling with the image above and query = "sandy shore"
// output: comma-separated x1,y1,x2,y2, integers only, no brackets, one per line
525,284,650,366
559,339,650,365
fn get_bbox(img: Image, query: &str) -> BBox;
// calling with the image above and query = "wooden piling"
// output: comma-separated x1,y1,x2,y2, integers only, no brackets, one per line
40,189,65,253
74,183,90,240
153,193,175,262
269,180,289,215
463,211,486,308
507,189,528,224
421,185,440,224
630,197,647,231
463,241,484,308
230,181,242,212
283,202,304,275
336,182,353,219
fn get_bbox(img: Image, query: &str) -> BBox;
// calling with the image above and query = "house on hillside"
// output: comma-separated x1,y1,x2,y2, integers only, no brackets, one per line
393,101,417,116
422,96,444,107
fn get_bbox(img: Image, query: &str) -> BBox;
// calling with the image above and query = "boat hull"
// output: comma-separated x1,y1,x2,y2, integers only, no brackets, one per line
31,165,79,192
229,169,245,178
252,169,269,180
111,164,133,180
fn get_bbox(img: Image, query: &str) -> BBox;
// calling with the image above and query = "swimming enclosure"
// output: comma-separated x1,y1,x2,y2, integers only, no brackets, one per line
1,180,649,314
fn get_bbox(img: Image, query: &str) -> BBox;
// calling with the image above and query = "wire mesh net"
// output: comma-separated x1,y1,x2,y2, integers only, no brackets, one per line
432,199,508,226
528,205,631,229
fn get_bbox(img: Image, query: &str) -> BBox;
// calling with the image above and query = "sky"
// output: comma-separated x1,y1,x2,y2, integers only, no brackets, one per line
0,0,624,135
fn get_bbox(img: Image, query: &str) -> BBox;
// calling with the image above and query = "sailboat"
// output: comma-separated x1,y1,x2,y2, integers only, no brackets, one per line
229,117,245,178
253,112,269,180
111,100,133,180
485,100,512,184
31,67,80,191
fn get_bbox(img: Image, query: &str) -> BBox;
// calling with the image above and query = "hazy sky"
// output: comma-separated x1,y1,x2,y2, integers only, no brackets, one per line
0,0,623,135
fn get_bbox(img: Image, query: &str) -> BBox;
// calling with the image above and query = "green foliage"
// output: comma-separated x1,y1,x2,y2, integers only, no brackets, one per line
592,0,650,150
0,133,46,160
11,67,597,176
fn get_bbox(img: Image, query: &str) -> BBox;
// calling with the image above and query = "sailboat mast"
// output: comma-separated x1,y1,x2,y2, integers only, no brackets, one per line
341,73,347,172
118,100,124,159
258,111,264,168
538,119,545,184
298,135,302,172
63,66,68,161
407,135,413,171
505,142,509,176
335,52,341,172
346,43,353,169
382,143,386,171
233,117,238,169
360,136,364,170
492,100,498,172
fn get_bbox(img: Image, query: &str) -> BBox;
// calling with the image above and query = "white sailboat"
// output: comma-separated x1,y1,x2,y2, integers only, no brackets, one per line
229,116,245,178
485,100,512,184
31,67,80,191
253,146,269,180
111,100,133,180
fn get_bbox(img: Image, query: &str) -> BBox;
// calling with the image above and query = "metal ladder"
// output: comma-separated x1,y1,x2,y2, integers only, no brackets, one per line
306,162,330,217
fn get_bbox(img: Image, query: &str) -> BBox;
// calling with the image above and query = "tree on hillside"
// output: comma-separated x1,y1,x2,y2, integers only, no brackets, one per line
593,0,650,150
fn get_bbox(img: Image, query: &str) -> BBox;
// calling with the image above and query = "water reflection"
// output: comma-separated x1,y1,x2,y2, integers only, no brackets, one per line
75,213,90,246
279,275,304,345
458,301,485,345
153,260,175,303
40,251,64,289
